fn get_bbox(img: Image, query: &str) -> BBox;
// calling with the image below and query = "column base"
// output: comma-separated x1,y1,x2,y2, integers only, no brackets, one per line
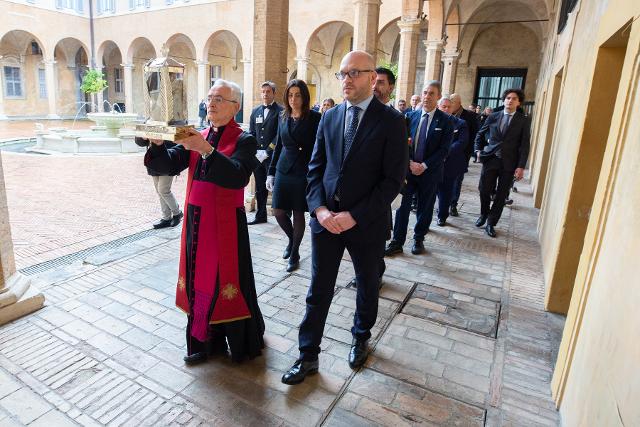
46,114,61,119
0,273,45,326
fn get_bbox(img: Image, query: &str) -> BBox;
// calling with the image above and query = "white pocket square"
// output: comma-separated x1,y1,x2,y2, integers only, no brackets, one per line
435,128,442,131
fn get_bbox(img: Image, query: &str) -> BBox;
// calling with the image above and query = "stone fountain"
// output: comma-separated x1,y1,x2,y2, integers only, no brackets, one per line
31,110,144,154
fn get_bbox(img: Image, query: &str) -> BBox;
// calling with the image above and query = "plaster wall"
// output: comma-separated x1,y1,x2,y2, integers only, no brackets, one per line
529,0,640,423
455,23,540,108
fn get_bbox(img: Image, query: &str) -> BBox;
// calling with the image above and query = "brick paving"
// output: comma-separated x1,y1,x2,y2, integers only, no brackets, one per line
0,132,565,426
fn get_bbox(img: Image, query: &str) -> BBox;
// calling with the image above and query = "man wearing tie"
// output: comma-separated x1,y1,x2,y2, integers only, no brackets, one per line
281,51,408,384
248,81,283,224
474,88,530,237
385,81,454,256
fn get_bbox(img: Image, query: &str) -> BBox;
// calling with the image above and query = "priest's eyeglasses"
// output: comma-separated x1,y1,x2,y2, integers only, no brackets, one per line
207,95,238,104
334,69,374,80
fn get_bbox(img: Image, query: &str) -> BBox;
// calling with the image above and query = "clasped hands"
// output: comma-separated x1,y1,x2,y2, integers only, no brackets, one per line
315,206,356,234
409,160,426,176
149,128,211,155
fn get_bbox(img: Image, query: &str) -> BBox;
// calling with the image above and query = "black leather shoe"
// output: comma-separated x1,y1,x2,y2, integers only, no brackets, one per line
450,205,459,217
504,198,514,206
183,352,208,365
153,219,172,229
437,218,446,227
171,212,183,227
247,217,267,225
286,255,299,272
282,241,292,259
281,359,319,385
411,240,425,255
475,215,488,227
485,225,497,238
348,339,369,369
384,241,403,256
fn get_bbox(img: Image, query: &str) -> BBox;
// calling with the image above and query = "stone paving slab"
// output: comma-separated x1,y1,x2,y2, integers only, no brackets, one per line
325,369,485,427
402,283,500,337
367,313,496,408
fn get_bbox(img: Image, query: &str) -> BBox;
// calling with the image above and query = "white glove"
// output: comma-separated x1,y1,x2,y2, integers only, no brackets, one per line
266,175,275,192
256,149,268,163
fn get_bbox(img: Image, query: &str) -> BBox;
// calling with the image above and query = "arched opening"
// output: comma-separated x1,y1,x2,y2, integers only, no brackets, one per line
126,37,156,116
97,40,124,112
165,33,197,121
0,30,49,117
305,21,354,104
53,37,90,116
203,30,244,121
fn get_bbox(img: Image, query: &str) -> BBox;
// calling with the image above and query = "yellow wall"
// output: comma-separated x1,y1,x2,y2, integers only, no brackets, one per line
530,0,640,424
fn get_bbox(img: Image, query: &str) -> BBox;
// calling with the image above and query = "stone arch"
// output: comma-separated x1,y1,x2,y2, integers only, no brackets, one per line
303,21,354,104
125,37,156,116
96,40,125,109
458,0,548,64
202,30,245,99
0,30,48,61
126,37,156,64
444,4,460,51
377,17,401,64
164,33,198,120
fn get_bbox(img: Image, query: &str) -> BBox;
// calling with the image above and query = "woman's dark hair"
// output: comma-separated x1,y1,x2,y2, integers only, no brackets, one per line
282,79,311,119
501,88,525,103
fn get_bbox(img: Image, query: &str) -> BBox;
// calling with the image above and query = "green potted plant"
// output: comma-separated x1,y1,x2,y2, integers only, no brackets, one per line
80,69,108,113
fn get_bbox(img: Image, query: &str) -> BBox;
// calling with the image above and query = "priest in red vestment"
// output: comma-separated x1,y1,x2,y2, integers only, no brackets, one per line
141,79,265,364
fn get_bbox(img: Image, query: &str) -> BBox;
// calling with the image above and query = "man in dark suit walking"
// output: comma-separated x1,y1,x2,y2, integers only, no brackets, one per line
448,93,480,217
248,81,283,224
281,51,408,385
385,81,454,256
474,88,530,237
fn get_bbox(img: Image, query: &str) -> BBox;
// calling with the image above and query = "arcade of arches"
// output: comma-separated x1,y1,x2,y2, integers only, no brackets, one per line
1,0,639,425
0,0,546,121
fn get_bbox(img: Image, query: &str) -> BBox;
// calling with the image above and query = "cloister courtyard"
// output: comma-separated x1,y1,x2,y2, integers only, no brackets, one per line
0,122,563,426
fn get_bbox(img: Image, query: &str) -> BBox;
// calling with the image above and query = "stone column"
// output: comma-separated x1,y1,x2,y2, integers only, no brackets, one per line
122,63,134,114
441,50,460,95
43,59,60,119
295,57,309,82
353,0,382,58
423,39,444,83
0,70,6,119
396,19,421,104
253,0,289,106
241,58,253,123
196,60,209,102
0,152,44,325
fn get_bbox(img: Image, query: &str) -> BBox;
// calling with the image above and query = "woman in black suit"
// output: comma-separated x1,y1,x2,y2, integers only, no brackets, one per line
266,79,321,272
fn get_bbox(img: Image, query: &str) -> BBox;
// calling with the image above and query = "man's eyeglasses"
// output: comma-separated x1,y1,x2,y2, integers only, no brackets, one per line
334,69,374,80
207,95,238,105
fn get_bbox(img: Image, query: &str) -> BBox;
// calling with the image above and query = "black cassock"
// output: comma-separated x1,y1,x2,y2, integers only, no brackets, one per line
142,125,264,362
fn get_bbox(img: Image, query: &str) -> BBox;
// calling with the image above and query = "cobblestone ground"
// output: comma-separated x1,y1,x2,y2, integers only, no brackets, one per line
0,142,565,426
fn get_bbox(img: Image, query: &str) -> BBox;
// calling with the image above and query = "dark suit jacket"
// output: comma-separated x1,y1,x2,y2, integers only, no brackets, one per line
405,108,454,173
268,110,321,176
249,103,283,156
457,108,480,159
306,96,408,238
474,110,531,171
444,115,469,179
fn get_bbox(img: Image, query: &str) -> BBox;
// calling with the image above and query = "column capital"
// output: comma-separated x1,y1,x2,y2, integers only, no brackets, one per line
424,39,444,50
295,56,310,63
442,50,460,61
397,19,422,33
121,63,134,69
352,0,381,5
241,58,251,65
42,59,56,66
195,60,209,67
